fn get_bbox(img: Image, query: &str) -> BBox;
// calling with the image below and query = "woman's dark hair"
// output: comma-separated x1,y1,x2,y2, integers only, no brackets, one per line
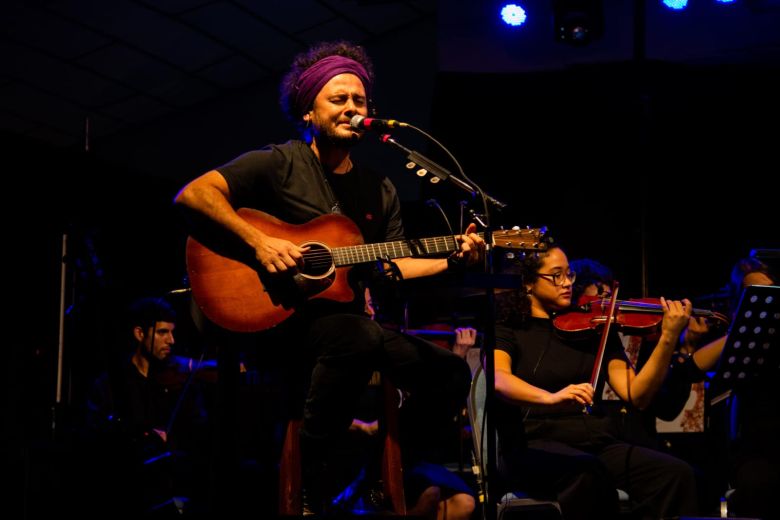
279,40,374,130
728,257,775,315
495,247,562,328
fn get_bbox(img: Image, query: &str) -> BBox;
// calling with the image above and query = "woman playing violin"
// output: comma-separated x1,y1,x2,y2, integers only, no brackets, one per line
692,257,778,520
491,246,698,520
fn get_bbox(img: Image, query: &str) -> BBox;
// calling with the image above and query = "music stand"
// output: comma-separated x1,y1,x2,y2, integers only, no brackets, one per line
713,284,780,390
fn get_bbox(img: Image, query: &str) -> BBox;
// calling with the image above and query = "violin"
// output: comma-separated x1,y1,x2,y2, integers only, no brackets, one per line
153,355,219,388
553,294,730,339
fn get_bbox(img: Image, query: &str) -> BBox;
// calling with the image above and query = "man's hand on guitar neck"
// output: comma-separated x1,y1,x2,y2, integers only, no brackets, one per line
451,222,486,268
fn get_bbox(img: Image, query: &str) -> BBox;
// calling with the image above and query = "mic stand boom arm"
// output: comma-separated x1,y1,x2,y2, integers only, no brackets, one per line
380,135,507,210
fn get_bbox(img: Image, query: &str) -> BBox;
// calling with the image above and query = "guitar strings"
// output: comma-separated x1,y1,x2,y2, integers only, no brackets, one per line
290,230,537,271
298,231,532,265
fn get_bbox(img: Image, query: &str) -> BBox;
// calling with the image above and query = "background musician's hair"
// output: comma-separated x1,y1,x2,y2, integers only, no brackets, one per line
569,258,614,307
127,297,176,331
728,257,776,315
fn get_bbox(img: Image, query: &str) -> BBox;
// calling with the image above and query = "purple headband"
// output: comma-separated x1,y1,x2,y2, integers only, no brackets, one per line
293,55,371,118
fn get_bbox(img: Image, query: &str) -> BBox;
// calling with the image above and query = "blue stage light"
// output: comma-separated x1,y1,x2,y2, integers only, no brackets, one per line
662,0,689,9
500,3,527,27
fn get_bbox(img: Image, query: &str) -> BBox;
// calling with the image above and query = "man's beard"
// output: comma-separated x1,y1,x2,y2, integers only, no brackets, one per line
145,346,171,365
314,124,362,148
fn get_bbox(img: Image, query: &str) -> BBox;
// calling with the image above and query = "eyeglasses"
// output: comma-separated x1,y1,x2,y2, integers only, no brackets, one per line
537,270,576,287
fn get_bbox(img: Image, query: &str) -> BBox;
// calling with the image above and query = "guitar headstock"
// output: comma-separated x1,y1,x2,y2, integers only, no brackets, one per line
492,227,552,252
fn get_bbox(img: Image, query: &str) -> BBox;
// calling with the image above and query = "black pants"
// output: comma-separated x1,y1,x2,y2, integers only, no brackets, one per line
295,312,470,455
498,419,698,520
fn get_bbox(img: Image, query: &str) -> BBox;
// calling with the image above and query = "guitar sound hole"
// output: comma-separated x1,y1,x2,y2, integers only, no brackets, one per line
302,243,334,277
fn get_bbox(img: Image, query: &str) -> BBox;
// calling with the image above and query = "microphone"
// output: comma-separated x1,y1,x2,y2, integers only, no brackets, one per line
350,114,408,131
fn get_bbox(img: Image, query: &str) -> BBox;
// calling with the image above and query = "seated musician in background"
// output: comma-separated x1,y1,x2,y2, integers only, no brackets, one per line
174,40,483,514
686,256,778,520
684,256,776,371
345,411,476,520
328,292,476,519
87,297,210,515
491,246,697,520
409,323,480,372
569,257,614,305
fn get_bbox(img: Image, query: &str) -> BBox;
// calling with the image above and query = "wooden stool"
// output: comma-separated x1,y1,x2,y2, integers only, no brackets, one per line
278,373,406,515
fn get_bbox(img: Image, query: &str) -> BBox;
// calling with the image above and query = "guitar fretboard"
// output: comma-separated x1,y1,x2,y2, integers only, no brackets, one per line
332,234,468,266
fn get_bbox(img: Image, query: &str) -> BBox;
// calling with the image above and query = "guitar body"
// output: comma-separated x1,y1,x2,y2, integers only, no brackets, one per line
187,208,548,332
186,208,364,332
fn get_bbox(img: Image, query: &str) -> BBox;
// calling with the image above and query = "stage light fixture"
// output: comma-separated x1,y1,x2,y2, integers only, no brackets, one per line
553,0,604,46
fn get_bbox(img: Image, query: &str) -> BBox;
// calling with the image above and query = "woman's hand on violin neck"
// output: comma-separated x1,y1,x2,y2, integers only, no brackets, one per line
548,383,594,407
659,297,693,341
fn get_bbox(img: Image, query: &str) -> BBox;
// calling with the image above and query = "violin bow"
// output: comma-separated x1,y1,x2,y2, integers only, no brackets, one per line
584,281,620,414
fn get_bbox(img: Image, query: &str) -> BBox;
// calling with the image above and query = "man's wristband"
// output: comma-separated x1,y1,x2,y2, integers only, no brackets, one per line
447,253,468,272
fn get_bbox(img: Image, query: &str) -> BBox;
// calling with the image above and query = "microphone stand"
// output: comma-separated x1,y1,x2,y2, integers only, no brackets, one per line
480,230,498,520
379,130,501,520
53,232,69,439
379,134,506,210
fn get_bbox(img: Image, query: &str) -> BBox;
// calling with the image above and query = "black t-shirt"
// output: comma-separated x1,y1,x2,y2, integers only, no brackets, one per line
216,140,406,315
493,318,626,455
217,140,404,244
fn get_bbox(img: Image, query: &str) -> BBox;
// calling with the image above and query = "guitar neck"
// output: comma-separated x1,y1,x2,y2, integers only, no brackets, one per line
332,234,473,267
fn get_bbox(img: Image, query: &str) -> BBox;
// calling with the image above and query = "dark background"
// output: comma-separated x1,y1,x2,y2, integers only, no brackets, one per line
3,1,780,516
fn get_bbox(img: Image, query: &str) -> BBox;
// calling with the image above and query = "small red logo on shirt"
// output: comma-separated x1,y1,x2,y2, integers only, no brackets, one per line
365,213,373,221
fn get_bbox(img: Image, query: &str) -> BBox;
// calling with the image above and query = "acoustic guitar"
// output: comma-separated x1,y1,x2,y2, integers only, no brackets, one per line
186,208,548,332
